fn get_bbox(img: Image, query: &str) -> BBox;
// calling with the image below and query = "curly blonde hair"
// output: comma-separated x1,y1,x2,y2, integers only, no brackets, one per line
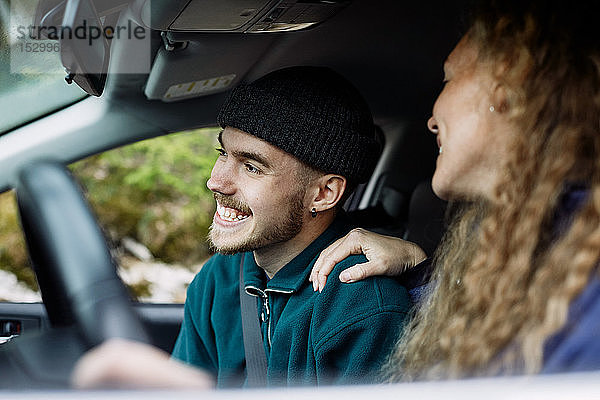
386,0,600,380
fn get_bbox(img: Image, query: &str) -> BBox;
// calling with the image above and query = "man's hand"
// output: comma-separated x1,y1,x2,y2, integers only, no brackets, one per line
309,228,426,292
71,339,215,389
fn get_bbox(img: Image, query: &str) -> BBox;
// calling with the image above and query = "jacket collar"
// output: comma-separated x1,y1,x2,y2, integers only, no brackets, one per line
552,184,589,239
243,212,354,294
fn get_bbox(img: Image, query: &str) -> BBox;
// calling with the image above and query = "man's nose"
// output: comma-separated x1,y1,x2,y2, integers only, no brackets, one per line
207,162,234,194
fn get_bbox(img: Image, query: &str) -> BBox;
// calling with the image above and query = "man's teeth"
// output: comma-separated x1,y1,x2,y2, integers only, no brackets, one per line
217,205,250,222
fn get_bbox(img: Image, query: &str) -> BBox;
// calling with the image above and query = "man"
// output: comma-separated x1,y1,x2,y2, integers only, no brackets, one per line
171,66,411,387
71,66,411,389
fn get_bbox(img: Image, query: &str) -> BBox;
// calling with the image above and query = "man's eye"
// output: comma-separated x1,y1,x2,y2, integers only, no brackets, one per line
216,148,227,157
244,163,261,174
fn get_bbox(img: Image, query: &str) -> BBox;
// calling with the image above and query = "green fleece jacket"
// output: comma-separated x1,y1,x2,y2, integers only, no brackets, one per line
172,214,411,387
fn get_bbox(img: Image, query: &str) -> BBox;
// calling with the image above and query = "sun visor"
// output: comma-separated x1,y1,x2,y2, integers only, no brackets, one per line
144,34,276,102
132,0,350,33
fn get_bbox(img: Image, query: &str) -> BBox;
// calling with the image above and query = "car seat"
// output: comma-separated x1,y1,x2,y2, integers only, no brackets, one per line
347,179,447,258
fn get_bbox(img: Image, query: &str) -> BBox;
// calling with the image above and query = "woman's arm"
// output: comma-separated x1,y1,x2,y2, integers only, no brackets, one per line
309,228,426,292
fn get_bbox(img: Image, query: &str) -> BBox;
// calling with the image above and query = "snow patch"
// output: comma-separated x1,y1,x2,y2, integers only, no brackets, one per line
118,261,200,303
0,270,41,302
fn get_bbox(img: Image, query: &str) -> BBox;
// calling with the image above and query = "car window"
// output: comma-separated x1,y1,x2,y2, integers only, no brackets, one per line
0,0,86,134
0,127,220,303
0,190,40,302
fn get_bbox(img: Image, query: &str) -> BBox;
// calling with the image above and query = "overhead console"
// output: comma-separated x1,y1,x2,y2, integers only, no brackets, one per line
133,0,350,33
140,0,351,102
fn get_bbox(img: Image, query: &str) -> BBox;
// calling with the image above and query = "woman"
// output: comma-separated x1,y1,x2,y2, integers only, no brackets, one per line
311,0,600,380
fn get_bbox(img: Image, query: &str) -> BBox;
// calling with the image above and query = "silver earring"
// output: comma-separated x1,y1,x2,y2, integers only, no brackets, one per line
489,105,495,112
311,208,317,218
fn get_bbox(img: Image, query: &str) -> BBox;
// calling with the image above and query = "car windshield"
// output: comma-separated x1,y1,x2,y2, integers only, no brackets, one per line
0,0,85,135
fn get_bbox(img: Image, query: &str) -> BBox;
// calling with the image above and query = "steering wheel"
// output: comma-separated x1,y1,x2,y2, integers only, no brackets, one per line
0,160,150,388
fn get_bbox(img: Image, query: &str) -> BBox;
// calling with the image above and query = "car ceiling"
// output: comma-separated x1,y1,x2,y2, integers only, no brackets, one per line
105,0,468,132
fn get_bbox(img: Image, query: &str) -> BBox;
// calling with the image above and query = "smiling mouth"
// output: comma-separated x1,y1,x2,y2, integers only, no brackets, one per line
216,203,251,222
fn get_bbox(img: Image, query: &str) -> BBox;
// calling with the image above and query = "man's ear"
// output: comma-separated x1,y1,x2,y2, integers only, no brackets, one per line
309,174,347,212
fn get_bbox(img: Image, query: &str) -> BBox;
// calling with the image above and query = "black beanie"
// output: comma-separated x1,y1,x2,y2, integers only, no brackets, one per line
217,66,382,183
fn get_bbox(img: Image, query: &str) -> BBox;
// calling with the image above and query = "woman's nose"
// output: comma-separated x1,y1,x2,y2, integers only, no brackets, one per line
427,116,439,134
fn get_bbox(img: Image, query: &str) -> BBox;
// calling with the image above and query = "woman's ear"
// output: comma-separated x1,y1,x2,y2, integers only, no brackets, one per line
491,82,509,112
309,174,347,212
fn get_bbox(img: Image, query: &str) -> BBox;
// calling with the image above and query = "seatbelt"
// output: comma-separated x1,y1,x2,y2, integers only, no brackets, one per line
239,255,268,387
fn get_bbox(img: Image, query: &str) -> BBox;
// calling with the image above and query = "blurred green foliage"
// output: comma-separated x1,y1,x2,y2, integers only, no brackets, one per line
0,191,38,291
0,127,220,294
71,127,220,266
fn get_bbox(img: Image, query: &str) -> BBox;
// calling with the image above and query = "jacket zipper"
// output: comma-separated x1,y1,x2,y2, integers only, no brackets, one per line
245,286,293,349
245,287,273,348
262,293,272,348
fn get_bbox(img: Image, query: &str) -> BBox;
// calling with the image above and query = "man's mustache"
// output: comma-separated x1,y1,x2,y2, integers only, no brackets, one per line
213,193,252,215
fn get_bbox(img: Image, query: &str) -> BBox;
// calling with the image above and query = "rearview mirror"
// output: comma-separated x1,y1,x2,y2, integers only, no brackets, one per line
60,0,109,96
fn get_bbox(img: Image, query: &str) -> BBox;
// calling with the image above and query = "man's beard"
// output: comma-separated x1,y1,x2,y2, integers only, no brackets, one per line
208,190,305,255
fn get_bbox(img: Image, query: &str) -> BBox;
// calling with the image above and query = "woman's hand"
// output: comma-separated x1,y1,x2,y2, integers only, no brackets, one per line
309,228,427,292
71,339,215,389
